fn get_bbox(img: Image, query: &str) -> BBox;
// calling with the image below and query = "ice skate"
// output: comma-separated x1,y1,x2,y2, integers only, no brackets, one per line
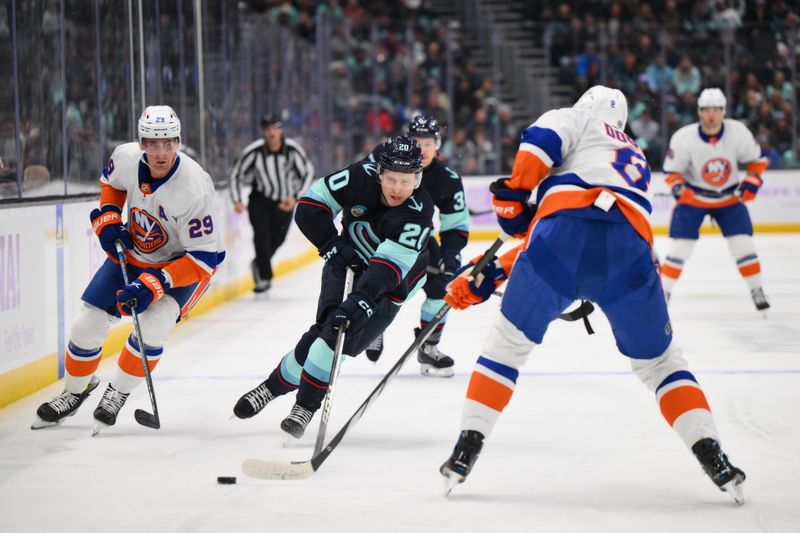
365,333,384,362
691,438,746,505
418,342,454,378
750,288,769,315
31,375,101,430
232,380,277,419
280,403,315,439
92,384,130,436
251,260,271,294
440,430,484,496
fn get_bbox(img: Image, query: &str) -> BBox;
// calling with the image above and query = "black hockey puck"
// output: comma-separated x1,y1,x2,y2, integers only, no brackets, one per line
217,476,237,484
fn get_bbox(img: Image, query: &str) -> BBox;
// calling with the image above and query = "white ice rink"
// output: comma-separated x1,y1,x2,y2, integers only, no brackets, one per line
1,234,799,533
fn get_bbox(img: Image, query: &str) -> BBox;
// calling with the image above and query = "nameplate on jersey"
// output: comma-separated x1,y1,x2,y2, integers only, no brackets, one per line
594,190,616,212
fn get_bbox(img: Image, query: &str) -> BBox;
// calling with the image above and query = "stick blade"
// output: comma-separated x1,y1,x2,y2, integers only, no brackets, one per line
134,409,160,429
242,458,315,480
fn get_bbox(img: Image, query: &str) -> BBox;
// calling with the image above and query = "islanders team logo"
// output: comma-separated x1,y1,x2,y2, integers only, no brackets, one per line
130,208,169,253
701,158,732,187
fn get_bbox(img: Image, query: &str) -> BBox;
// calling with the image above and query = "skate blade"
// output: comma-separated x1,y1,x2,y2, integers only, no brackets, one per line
92,421,109,437
722,476,746,505
31,417,65,430
442,471,465,497
420,364,454,378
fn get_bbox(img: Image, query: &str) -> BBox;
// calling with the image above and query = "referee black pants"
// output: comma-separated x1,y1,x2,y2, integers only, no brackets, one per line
248,192,293,281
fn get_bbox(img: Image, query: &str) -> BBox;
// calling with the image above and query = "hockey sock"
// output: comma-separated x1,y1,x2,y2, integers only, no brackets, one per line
461,356,519,438
113,334,162,394
265,350,303,394
295,337,339,411
64,342,102,394
420,298,447,342
726,235,763,290
661,239,697,293
656,370,719,448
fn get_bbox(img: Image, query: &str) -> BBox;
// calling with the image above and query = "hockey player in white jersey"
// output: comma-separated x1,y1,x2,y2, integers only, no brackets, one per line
661,88,769,312
32,106,224,434
439,86,746,504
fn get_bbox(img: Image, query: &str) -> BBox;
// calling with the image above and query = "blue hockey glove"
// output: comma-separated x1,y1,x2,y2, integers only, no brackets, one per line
330,291,375,335
116,270,167,315
441,250,462,280
91,205,133,255
319,236,368,273
736,174,763,203
490,178,535,237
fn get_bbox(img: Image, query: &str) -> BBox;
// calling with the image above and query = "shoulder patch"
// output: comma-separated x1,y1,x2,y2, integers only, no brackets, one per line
407,196,424,212
362,162,378,176
445,167,459,180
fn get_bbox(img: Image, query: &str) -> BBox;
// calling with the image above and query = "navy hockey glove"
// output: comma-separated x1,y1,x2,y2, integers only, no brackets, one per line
490,178,535,237
116,270,167,315
91,205,133,255
445,257,507,310
319,236,368,273
330,291,375,336
441,250,462,280
736,173,763,203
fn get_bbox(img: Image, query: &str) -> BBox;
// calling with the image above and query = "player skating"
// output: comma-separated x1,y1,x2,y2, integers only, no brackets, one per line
439,86,746,504
660,88,769,313
32,106,224,435
365,116,469,377
232,136,435,439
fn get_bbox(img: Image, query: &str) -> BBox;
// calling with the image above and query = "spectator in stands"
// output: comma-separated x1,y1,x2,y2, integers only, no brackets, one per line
442,127,477,174
766,71,794,103
630,108,662,163
756,128,783,169
673,56,702,99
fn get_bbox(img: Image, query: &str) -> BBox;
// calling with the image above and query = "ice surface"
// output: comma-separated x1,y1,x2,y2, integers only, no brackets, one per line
2,234,799,532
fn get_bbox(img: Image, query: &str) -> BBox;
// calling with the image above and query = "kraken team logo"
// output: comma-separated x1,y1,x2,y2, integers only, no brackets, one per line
350,205,367,217
701,158,732,187
347,220,379,261
130,208,169,253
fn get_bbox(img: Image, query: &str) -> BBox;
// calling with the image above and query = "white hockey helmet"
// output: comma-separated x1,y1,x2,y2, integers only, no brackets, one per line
574,85,628,130
138,105,181,141
697,88,727,110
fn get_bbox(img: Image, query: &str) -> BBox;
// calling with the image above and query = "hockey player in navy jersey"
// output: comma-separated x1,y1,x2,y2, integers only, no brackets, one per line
32,106,224,434
660,88,769,312
438,86,747,504
233,136,435,438
364,116,470,377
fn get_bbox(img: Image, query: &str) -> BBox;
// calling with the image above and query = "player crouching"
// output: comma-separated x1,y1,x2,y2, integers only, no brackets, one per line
32,106,224,434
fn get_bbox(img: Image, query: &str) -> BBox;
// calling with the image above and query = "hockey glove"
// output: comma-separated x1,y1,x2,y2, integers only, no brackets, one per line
441,250,462,280
736,174,763,203
91,205,133,256
330,291,375,336
319,236,368,273
490,178,535,237
116,270,168,315
445,257,507,310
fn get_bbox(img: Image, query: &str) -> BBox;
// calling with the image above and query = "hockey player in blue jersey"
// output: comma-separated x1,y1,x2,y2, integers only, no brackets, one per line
232,136,435,439
438,86,747,504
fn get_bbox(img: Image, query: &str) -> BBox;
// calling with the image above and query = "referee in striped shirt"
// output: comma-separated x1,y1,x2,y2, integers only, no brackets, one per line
230,113,315,293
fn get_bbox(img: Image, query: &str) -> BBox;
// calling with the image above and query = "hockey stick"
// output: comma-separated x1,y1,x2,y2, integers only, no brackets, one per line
242,233,510,480
313,268,355,456
114,240,161,430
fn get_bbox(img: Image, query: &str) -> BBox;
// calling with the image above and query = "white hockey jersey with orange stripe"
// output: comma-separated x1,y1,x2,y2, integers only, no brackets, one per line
509,107,654,245
100,142,223,287
662,119,766,208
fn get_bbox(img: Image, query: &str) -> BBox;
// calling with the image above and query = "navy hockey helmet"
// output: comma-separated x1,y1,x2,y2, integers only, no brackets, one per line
407,115,442,149
378,135,424,188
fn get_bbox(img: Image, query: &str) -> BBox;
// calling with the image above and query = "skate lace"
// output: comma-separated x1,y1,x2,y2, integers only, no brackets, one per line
246,384,275,411
49,391,80,414
98,388,129,414
286,405,314,427
423,343,446,361
751,288,767,304
698,445,732,480
367,334,383,351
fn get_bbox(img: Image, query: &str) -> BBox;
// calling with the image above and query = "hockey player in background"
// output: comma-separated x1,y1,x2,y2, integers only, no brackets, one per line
661,88,769,312
232,136,435,438
32,106,224,434
364,116,469,377
438,86,747,504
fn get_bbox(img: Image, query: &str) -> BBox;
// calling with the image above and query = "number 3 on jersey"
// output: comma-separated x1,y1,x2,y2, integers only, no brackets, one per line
611,148,650,192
